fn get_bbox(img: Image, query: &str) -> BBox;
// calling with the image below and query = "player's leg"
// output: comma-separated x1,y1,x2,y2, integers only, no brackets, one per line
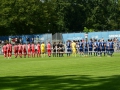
9,50,12,58
47,49,49,57
28,50,30,58
67,48,69,57
4,51,7,58
20,50,22,58
7,50,10,59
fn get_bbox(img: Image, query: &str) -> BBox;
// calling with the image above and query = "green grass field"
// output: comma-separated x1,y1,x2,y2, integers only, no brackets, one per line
0,53,120,90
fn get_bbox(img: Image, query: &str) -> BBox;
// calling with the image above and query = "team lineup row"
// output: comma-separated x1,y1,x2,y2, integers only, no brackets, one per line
65,39,114,57
2,39,114,59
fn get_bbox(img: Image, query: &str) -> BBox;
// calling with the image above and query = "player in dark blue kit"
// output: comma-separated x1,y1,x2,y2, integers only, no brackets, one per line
79,40,84,56
97,40,102,56
106,39,110,56
66,40,71,57
88,39,93,56
84,39,88,57
101,40,106,56
93,39,98,56
109,39,114,57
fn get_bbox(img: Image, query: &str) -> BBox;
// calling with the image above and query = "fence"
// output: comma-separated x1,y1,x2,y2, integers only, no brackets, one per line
0,34,52,45
62,31,120,42
0,31,120,44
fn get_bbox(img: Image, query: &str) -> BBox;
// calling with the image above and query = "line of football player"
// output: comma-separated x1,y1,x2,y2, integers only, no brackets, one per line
2,38,114,59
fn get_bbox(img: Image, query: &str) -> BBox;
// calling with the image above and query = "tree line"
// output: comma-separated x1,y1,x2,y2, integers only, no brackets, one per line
0,0,120,35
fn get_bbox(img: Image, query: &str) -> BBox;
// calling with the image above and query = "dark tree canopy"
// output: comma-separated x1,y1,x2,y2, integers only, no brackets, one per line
0,0,120,35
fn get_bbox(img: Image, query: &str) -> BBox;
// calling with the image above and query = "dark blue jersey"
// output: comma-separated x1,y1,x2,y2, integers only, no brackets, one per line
79,42,83,49
94,42,97,47
101,42,106,49
97,42,102,48
106,42,110,49
88,41,93,48
109,42,114,49
66,42,70,48
84,42,88,49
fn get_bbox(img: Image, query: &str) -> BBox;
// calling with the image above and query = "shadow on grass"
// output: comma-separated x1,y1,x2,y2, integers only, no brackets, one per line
0,75,120,90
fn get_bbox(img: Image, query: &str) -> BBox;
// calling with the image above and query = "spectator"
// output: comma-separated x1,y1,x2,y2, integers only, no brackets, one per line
19,38,22,43
26,37,30,43
32,37,34,42
2,40,4,44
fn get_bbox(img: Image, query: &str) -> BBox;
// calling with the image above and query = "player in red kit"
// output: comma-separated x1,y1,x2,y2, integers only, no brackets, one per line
31,42,35,58
18,43,23,58
14,43,18,58
6,43,10,59
37,42,41,57
27,42,31,58
22,43,27,58
9,42,12,58
47,42,51,57
2,43,7,58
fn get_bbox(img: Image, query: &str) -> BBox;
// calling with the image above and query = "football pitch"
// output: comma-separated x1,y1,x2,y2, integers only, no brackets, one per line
0,53,120,90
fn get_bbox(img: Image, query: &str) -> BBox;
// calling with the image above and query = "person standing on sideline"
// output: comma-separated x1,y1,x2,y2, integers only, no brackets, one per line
79,40,84,57
93,39,98,56
41,42,46,57
97,40,102,56
101,40,106,56
53,42,57,57
18,43,23,58
37,42,41,57
14,43,18,58
66,40,71,57
60,42,64,57
84,39,88,57
31,42,35,58
106,39,110,56
6,43,10,59
59,42,63,57
27,42,31,58
2,43,7,59
57,42,60,57
22,43,27,58
9,42,12,58
47,42,51,57
71,40,77,57
109,39,114,57
88,39,93,56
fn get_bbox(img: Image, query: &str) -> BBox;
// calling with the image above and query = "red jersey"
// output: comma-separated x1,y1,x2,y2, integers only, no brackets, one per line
6,44,10,51
14,45,18,51
2,45,7,52
22,45,27,51
31,44,35,50
18,44,22,51
37,44,40,50
9,44,12,51
47,43,51,50
27,44,31,50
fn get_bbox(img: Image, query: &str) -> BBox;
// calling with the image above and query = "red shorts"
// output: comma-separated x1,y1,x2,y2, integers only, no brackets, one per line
14,50,18,54
7,50,10,53
47,49,51,53
9,50,12,53
32,50,35,53
37,50,41,53
18,50,22,54
28,49,31,52
23,50,27,53
4,51,7,55
28,49,31,54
